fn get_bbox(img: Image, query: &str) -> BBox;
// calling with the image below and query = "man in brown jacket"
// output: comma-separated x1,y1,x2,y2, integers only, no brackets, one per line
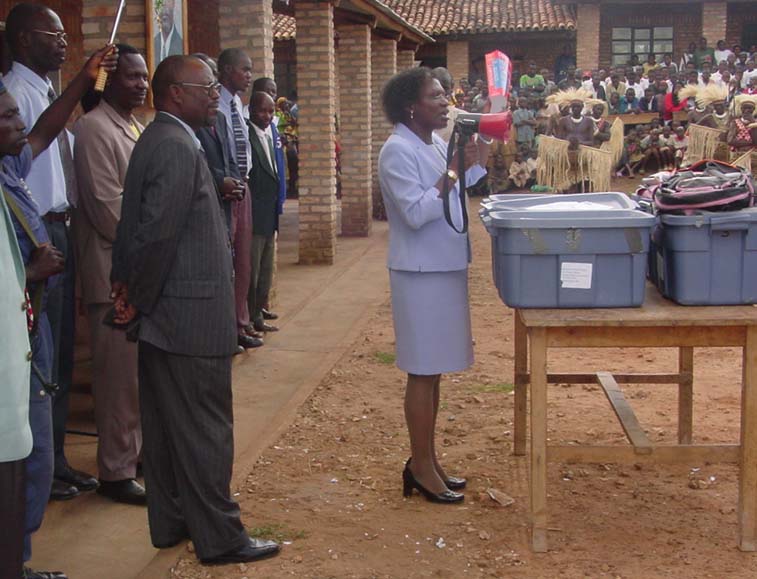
72,44,148,504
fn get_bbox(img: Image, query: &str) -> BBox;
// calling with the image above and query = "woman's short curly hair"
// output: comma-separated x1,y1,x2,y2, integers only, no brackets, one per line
382,67,435,125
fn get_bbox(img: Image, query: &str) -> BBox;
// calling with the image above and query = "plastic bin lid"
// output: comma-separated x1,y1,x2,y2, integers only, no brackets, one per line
660,207,757,227
482,192,638,213
484,209,656,230
483,193,554,203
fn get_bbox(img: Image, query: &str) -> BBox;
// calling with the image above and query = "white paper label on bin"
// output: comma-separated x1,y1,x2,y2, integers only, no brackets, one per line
560,262,593,289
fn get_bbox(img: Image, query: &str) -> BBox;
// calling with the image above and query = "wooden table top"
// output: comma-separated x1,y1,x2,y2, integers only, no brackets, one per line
518,284,757,328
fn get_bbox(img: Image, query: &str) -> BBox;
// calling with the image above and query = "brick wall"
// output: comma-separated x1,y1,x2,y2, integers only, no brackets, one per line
370,36,396,220
296,0,337,264
81,0,145,54
701,2,727,47
470,32,573,77
446,40,469,84
337,24,372,237
220,0,274,81
576,3,600,71
397,48,416,71
726,3,757,49
599,4,702,71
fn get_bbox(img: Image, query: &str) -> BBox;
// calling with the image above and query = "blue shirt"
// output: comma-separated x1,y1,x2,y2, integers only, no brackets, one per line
1,144,55,395
4,62,70,215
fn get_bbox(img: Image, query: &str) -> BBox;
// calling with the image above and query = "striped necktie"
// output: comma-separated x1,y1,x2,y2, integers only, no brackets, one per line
230,99,248,177
48,86,77,207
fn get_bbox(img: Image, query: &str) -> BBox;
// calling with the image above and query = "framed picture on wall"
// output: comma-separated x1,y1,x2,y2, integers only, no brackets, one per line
145,0,188,76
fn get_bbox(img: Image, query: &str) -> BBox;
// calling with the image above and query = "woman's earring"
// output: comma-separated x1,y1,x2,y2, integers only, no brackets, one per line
410,109,415,120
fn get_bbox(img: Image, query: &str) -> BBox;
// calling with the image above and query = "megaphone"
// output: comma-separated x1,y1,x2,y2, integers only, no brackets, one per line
455,111,512,142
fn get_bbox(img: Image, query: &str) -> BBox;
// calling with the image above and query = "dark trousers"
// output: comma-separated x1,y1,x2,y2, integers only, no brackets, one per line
248,234,275,325
24,314,54,563
0,460,25,579
138,341,247,560
43,220,75,474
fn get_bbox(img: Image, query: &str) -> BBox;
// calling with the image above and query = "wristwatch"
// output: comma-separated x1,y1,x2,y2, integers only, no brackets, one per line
446,168,459,182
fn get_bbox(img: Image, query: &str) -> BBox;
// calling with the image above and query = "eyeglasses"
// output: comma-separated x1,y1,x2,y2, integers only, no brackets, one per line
173,81,222,97
32,29,68,43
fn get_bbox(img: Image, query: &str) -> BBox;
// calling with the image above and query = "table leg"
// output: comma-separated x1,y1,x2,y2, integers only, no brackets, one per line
529,327,548,552
514,311,528,456
678,347,694,445
739,327,757,551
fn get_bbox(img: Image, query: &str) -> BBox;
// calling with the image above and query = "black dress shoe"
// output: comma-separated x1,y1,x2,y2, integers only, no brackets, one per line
402,463,464,504
23,567,68,578
97,479,147,505
262,308,278,320
55,465,98,491
201,537,281,565
405,458,467,490
238,333,264,348
49,479,79,501
253,321,278,333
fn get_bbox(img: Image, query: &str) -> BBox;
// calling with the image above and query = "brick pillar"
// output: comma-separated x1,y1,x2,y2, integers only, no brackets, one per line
337,24,372,237
702,2,728,47
296,0,338,264
371,36,397,220
220,0,274,80
446,40,469,84
397,49,417,71
575,3,600,72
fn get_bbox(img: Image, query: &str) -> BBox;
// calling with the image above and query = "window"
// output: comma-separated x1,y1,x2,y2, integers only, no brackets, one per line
611,27,674,68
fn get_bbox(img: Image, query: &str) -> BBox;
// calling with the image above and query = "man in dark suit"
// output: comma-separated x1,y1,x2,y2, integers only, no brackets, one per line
247,91,286,333
193,53,262,350
110,55,280,565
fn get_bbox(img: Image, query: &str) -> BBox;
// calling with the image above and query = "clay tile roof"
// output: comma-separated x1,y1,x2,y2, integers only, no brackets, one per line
382,0,577,35
273,12,296,41
273,0,575,41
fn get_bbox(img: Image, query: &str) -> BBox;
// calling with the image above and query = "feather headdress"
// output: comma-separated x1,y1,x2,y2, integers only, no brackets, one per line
546,87,593,110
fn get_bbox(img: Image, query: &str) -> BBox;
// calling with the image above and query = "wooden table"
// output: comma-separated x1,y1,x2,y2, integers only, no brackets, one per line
513,285,757,552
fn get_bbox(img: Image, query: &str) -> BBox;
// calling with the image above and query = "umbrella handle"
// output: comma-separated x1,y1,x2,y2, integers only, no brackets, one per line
94,66,109,92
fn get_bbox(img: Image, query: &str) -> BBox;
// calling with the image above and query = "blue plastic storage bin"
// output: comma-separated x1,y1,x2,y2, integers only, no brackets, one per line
649,209,757,305
482,209,655,308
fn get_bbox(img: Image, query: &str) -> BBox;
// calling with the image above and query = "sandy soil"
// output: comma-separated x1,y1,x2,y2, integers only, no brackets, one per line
171,182,757,579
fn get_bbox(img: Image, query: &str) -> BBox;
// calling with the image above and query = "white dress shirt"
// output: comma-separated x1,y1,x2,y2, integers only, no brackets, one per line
378,123,486,272
4,62,69,215
250,122,276,174
628,81,645,99
218,85,252,173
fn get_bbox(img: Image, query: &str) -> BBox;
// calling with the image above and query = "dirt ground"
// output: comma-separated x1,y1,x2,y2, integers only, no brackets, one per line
171,181,757,579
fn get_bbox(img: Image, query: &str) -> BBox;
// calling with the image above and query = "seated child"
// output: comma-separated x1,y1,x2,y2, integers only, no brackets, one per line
509,151,531,189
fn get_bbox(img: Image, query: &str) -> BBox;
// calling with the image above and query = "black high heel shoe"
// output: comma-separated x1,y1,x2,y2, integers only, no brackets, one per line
406,458,467,491
445,476,467,491
402,463,464,504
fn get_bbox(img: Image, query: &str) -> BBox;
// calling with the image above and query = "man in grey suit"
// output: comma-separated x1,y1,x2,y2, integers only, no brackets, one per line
110,55,280,565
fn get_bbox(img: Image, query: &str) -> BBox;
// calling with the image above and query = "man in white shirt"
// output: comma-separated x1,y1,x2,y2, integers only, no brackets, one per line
626,71,645,99
217,48,262,348
713,40,734,67
743,60,757,89
4,1,98,501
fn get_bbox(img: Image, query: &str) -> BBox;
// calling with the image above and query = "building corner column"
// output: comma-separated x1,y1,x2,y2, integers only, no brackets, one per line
296,0,338,264
337,24,373,237
220,0,274,80
371,35,397,220
575,4,600,72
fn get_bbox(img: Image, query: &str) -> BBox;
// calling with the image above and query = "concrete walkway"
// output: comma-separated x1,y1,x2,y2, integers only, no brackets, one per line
29,202,391,579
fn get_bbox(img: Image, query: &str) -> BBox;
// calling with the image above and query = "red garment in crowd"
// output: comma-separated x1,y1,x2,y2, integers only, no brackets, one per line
662,92,687,122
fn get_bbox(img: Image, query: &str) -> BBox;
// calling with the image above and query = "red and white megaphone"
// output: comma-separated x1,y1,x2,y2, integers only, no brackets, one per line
455,111,512,142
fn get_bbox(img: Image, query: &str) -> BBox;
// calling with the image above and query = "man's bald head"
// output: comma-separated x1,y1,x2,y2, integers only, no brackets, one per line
153,55,219,129
251,91,275,110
